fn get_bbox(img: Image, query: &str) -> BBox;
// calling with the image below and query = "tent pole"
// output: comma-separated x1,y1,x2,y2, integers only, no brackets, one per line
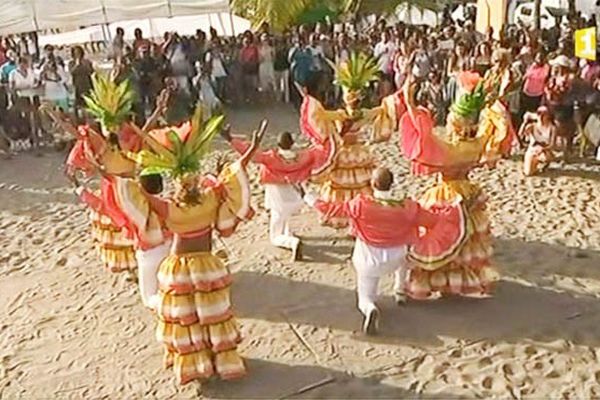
229,12,235,37
217,13,226,35
167,0,173,18
29,0,39,32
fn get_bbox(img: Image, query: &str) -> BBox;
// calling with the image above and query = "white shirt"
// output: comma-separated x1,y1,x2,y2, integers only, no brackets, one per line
205,52,227,78
9,68,37,98
374,41,396,73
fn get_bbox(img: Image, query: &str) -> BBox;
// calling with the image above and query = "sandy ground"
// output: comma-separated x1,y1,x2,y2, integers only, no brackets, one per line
2,104,600,399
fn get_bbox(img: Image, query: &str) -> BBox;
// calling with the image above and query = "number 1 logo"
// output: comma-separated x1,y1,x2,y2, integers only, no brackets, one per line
575,27,597,61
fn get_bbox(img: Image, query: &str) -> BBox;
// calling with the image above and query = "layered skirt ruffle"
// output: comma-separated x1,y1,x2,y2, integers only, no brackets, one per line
89,210,137,273
406,179,499,299
316,143,374,228
155,252,245,385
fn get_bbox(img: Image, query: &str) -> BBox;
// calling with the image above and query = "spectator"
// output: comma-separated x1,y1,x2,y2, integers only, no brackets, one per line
522,52,550,113
133,45,160,122
0,50,17,83
205,41,228,101
38,44,64,70
258,33,276,98
192,62,221,118
41,59,70,111
239,36,259,104
133,28,151,53
112,27,125,60
273,37,290,103
288,36,313,107
9,56,40,147
68,46,94,121
373,30,396,79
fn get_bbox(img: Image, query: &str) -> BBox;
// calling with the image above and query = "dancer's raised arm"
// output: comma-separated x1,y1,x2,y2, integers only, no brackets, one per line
239,119,268,168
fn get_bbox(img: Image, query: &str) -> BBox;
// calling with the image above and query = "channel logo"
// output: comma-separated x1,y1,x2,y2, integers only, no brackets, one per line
575,27,597,61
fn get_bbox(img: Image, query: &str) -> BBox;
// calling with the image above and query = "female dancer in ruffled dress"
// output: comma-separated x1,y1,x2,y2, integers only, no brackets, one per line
122,115,267,384
399,72,514,300
298,52,405,228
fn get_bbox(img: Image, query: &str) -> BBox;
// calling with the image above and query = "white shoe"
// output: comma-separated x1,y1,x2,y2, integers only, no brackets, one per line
362,307,379,336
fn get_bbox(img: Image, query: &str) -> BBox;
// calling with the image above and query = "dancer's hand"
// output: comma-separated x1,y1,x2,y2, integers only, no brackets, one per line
240,119,268,168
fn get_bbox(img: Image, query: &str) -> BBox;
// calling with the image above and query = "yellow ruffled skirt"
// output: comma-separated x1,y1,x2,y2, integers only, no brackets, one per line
155,251,245,385
317,143,374,228
406,179,500,299
89,210,137,273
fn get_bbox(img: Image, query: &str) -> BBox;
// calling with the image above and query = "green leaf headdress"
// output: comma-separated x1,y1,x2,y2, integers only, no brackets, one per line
84,73,135,134
333,52,379,93
450,81,486,122
129,107,224,179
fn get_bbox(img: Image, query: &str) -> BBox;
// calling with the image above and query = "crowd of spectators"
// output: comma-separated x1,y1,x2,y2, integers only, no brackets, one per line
0,8,599,165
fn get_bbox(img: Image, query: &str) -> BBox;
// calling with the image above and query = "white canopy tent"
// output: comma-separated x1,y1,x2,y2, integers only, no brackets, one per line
37,13,251,47
0,0,230,36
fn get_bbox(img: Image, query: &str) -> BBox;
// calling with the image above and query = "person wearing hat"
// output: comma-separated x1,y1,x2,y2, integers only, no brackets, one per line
544,54,576,154
519,106,557,176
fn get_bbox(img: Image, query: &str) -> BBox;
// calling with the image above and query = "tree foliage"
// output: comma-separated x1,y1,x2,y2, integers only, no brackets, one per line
231,0,446,31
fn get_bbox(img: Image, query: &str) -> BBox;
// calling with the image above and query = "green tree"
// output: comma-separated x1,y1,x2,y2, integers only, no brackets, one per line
231,0,446,31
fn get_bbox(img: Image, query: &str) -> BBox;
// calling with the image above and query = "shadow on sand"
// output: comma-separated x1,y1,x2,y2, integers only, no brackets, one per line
233,238,600,348
202,358,450,399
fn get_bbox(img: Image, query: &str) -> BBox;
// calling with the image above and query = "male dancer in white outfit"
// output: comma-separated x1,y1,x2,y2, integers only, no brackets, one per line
223,128,333,261
303,168,439,334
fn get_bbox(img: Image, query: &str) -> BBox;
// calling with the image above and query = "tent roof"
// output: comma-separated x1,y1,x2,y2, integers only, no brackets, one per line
0,0,229,35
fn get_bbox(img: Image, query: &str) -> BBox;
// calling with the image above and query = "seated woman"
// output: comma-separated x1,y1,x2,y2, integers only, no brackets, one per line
520,106,557,176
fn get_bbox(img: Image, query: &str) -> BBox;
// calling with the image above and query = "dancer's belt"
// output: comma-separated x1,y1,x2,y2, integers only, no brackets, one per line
173,227,212,254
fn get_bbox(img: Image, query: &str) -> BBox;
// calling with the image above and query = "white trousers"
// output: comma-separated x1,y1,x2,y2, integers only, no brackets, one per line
135,241,171,309
356,269,406,317
269,209,300,251
352,240,408,317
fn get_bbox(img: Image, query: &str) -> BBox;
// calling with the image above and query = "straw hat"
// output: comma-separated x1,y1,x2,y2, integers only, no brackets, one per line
549,55,573,69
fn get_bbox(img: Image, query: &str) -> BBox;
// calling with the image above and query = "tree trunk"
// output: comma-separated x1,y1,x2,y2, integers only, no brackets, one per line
534,0,541,30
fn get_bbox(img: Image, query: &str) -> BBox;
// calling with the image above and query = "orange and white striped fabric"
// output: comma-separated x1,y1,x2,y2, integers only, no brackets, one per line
152,162,253,385
89,210,137,273
406,179,499,300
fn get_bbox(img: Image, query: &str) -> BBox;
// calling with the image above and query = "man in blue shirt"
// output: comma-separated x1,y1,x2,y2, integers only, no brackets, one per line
288,37,314,107
0,50,17,84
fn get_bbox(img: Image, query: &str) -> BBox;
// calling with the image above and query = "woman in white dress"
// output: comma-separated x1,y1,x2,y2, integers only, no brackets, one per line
520,106,557,176
41,60,70,111
258,33,276,96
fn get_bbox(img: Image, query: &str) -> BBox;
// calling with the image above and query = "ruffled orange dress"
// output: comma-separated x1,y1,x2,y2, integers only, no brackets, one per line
67,125,139,272
299,93,405,228
399,106,512,299
121,162,253,384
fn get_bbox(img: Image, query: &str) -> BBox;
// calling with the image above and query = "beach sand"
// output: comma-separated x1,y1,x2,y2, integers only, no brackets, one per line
2,104,600,399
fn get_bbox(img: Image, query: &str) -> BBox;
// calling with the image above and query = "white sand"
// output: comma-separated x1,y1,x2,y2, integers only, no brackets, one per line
2,104,600,399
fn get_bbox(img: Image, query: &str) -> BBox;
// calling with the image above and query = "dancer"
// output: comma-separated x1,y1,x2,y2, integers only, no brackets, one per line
399,73,513,300
63,74,138,273
298,52,404,228
55,76,169,274
223,127,334,261
125,115,267,384
302,167,463,334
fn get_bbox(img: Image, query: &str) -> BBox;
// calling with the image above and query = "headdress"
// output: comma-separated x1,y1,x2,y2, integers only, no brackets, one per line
450,81,486,122
128,107,224,179
84,73,135,134
333,52,379,95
